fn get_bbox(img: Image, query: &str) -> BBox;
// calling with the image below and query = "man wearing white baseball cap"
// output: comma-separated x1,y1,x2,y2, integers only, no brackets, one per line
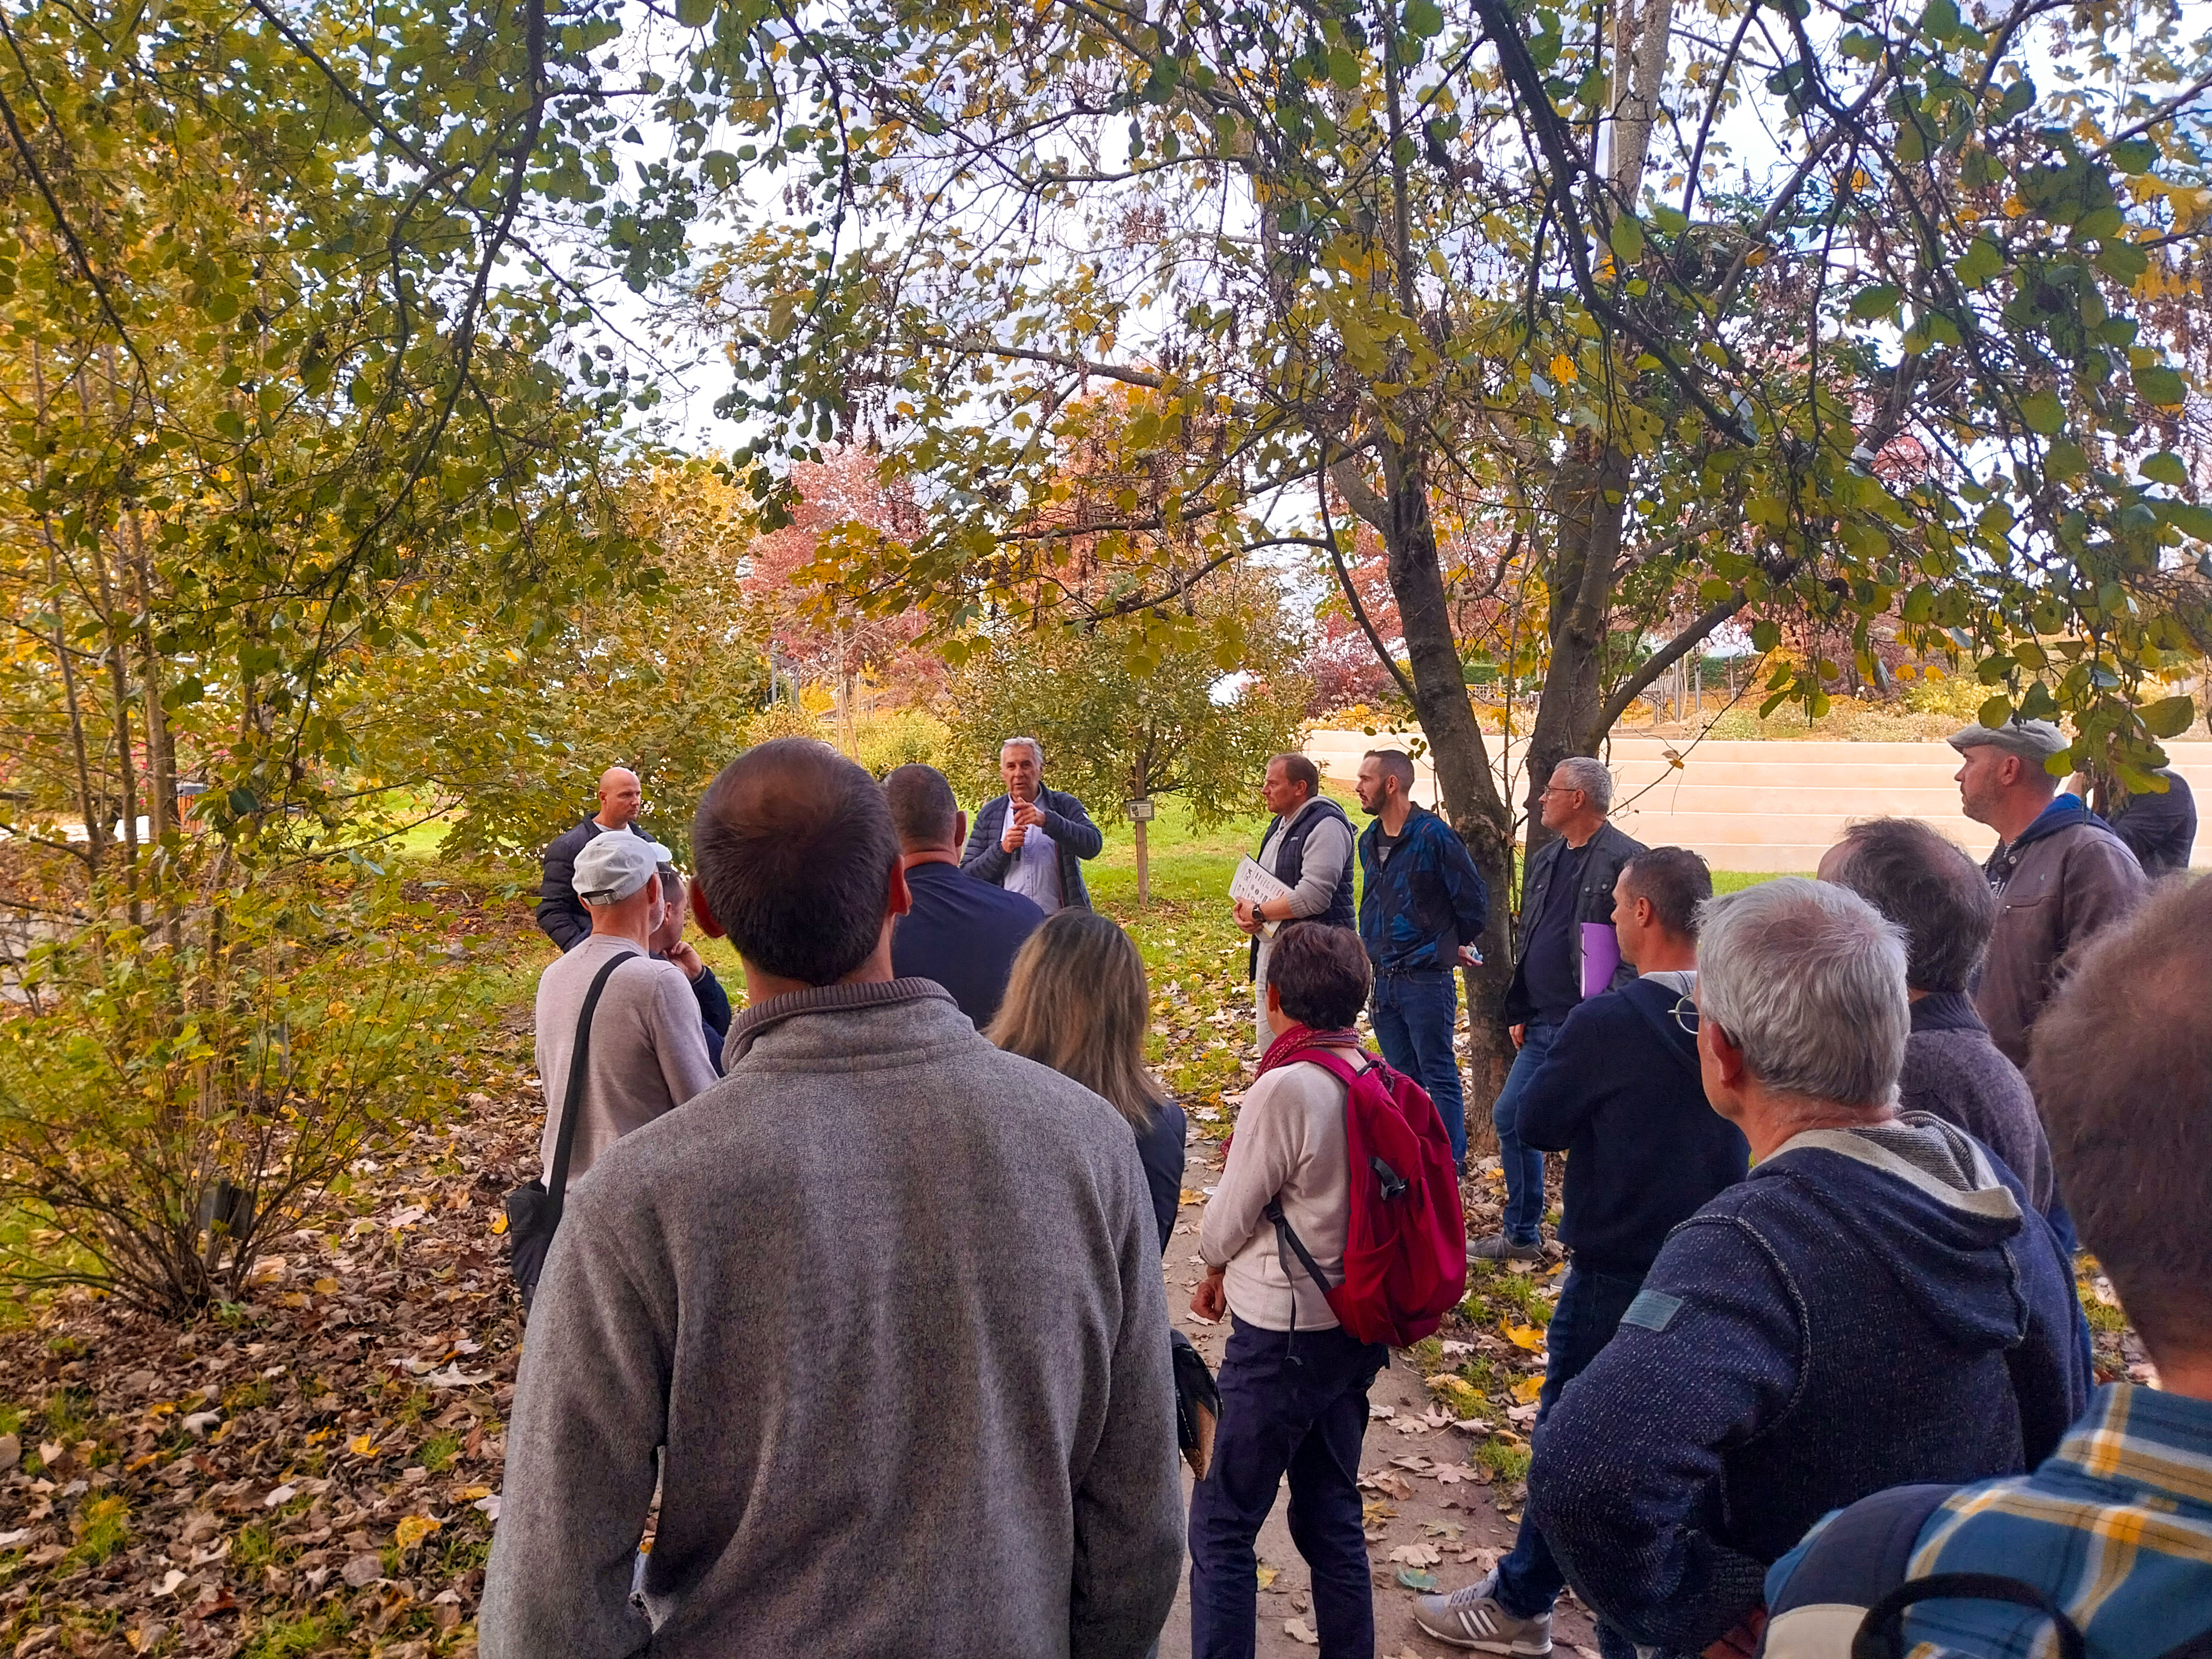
1949,716,2145,1068
532,831,719,1194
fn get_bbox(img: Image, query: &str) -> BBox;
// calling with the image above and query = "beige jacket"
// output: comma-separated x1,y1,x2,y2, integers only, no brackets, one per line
1200,1053,1353,1331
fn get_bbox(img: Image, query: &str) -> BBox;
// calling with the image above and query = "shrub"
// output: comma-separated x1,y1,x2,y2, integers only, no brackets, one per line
0,871,477,1317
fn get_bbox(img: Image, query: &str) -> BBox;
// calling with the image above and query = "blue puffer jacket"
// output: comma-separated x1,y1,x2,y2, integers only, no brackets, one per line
1527,1117,2091,1654
1355,804,1489,974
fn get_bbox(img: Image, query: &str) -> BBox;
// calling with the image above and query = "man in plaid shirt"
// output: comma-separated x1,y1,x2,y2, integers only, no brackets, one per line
1764,877,2212,1658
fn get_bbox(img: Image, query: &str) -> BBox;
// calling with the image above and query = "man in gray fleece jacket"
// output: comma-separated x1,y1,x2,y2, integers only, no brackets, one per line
481,739,1182,1659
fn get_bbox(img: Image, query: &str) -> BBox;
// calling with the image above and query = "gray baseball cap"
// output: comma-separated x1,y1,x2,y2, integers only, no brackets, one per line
1947,717,2070,764
572,831,675,905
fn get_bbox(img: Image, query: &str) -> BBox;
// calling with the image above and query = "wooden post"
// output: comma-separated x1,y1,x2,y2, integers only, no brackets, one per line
1135,815,1150,908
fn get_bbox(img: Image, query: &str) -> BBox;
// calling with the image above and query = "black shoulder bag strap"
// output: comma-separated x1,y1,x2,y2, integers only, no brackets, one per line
545,953,629,1220
1854,1575,2087,1659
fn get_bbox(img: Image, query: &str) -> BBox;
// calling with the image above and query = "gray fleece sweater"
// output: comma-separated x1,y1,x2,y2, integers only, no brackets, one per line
480,979,1183,1659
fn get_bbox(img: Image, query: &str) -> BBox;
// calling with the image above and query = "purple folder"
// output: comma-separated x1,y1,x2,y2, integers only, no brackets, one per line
1580,922,1621,999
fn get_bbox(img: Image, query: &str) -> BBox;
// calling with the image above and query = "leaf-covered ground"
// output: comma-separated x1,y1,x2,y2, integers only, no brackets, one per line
0,821,2150,1658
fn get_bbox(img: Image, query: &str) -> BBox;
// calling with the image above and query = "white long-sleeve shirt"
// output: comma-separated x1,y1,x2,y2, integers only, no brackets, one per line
1199,1053,1353,1330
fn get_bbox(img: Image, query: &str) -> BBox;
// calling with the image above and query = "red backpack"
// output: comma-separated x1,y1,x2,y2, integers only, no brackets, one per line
1260,1042,1467,1347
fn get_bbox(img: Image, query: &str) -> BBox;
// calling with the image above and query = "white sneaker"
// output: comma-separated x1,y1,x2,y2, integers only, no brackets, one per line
1412,1570,1555,1655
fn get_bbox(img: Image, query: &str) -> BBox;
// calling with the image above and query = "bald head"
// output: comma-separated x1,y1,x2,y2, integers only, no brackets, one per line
693,738,901,985
596,766,642,827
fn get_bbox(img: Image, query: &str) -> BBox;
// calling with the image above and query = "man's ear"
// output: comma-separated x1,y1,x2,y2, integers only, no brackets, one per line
1706,1017,1747,1087
955,809,968,848
690,878,726,940
888,860,912,920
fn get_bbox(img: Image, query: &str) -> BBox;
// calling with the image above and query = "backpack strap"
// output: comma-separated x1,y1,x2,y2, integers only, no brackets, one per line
1853,1575,2085,1659
1264,1197,1337,1293
1769,1484,1963,1619
544,953,630,1218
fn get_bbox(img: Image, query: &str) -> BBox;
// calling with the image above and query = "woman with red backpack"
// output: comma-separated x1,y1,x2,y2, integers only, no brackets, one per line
1189,922,1465,1659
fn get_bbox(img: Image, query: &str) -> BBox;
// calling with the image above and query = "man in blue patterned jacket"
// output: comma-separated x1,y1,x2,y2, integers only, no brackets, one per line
1353,748,1489,1168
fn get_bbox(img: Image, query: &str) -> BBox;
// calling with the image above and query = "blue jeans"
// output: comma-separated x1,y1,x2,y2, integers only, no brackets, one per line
1489,1020,1558,1245
1494,1264,1646,1645
1189,1317,1389,1659
1369,970,1466,1164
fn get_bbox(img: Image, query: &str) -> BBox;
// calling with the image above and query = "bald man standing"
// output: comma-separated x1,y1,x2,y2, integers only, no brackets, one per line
535,767,652,951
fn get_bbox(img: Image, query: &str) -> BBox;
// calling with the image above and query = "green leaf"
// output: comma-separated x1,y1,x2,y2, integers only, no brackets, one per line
1920,0,1960,38
2141,695,2195,739
1849,284,1901,321
2164,501,2212,541
1953,235,2003,290
2109,137,2157,175
1328,48,1361,89
2096,240,2149,282
1403,0,1444,38
675,0,716,24
1610,214,1645,264
1750,619,1781,652
2136,364,2187,407
2020,389,2065,435
2140,451,2188,486
2045,440,2088,483
1978,694,2015,728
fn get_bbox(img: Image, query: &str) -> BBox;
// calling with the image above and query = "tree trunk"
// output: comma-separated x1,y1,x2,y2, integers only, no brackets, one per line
1522,433,1634,856
1133,815,1150,908
1370,441,1517,1140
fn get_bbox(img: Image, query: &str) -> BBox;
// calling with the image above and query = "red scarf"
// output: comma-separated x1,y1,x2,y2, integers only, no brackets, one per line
1255,1023,1365,1080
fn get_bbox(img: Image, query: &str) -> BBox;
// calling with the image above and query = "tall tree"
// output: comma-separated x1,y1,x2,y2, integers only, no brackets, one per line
663,0,2210,1095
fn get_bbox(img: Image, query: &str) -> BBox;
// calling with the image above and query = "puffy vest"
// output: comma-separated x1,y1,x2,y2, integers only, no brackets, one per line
1249,797,1358,978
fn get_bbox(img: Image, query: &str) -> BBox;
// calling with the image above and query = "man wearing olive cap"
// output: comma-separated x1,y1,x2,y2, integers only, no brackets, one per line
1950,717,2146,1069
532,832,719,1189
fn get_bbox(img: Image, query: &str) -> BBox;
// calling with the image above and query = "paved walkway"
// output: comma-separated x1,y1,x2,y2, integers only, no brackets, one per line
1307,731,2212,872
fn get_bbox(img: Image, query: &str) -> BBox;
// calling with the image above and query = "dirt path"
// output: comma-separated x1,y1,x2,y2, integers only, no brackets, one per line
1159,1148,1600,1659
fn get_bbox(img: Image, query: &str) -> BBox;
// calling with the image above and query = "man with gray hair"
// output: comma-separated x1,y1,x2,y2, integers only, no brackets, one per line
961,736,1104,914
1523,878,2089,1659
1476,756,1643,1260
1950,716,2143,1068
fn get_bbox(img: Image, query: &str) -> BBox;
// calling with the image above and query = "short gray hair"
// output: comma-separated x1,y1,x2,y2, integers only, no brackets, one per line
1551,756,1614,814
1696,877,1909,1111
1001,736,1045,768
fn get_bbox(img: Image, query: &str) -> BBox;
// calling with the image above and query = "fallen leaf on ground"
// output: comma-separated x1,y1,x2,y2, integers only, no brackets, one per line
1502,1321,1544,1351
1510,1375,1545,1405
1256,1564,1279,1590
341,1552,385,1588
1396,1567,1439,1591
1285,1619,1319,1646
394,1514,441,1551
1386,1544,1442,1567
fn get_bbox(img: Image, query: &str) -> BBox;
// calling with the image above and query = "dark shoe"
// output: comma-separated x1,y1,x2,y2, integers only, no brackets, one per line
1468,1233,1543,1262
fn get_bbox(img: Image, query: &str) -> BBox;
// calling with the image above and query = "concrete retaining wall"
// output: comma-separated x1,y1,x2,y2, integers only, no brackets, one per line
1304,730,2212,872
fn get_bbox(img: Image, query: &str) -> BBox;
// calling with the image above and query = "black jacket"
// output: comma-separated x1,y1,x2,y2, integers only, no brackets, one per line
1517,974,1749,1274
534,817,652,950
2108,768,2196,877
960,788,1105,910
1501,820,1645,1025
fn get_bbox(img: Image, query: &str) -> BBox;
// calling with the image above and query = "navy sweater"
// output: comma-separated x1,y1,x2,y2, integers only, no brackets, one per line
1528,1119,2090,1653
1516,976,1749,1275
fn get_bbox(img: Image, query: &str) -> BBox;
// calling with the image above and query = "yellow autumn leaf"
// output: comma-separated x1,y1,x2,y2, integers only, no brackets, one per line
1511,1375,1545,1405
1548,353,1577,383
1257,1564,1279,1589
457,1485,493,1501
394,1514,441,1551
1502,1321,1545,1351
489,1212,508,1235
349,1433,377,1457
313,1278,338,1294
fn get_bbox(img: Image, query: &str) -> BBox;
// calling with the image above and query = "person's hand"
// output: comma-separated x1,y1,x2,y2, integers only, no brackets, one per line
1702,1609,1765,1659
1001,818,1028,853
1013,800,1047,831
1457,944,1482,969
1191,1267,1227,1322
666,941,704,981
1233,899,1263,935
1510,1023,1526,1048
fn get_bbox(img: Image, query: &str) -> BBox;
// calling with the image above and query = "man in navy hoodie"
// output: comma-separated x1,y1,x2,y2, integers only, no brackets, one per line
1415,847,1747,1656
1526,878,2090,1658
